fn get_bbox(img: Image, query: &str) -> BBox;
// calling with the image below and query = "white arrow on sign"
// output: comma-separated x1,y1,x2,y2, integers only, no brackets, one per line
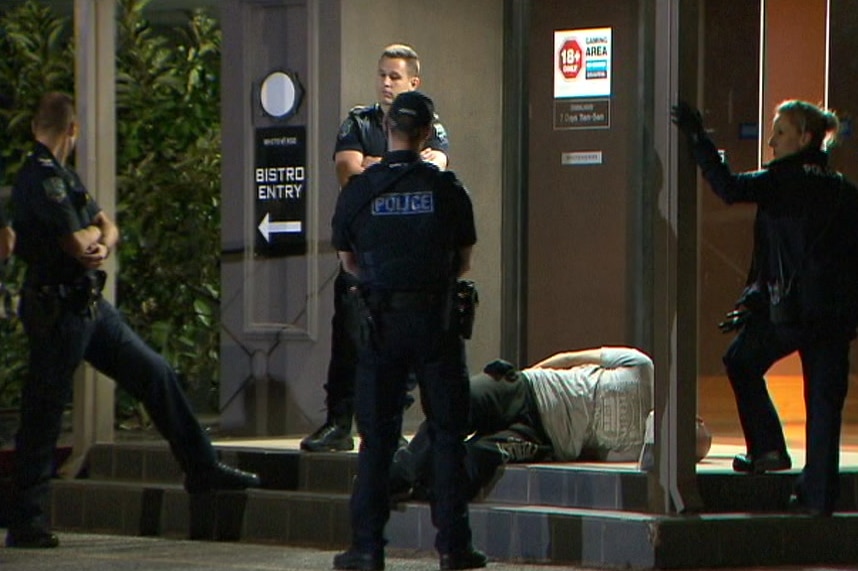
258,212,302,242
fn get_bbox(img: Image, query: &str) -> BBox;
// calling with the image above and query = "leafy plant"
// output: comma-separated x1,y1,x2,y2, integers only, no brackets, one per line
114,0,222,405
0,0,223,415
0,0,74,410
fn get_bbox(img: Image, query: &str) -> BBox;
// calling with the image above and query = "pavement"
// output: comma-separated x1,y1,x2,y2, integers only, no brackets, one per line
0,531,597,571
1,531,858,571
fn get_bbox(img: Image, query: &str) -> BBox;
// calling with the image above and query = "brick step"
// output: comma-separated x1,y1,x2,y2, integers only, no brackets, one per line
48,478,858,569
82,442,858,513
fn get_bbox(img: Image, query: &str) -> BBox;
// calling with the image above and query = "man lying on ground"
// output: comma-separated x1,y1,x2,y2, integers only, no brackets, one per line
391,346,655,500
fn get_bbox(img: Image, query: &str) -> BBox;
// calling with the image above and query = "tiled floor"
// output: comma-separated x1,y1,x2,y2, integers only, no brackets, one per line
207,425,858,474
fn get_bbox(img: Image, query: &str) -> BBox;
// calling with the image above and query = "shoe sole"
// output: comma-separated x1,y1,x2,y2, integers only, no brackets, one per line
300,440,355,452
733,460,792,474
440,552,488,570
440,559,488,570
6,536,60,548
732,453,792,474
332,552,384,570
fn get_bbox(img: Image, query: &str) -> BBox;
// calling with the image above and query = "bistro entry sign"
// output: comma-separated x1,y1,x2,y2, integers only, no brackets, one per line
254,125,307,257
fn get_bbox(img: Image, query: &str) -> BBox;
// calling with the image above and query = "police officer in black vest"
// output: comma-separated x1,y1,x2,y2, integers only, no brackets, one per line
5,92,261,549
331,91,484,570
302,43,449,452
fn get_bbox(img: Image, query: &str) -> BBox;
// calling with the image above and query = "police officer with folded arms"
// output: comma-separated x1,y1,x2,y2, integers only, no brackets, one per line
6,92,261,549
331,90,484,570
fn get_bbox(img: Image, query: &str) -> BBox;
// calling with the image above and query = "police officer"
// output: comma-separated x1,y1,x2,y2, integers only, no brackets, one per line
331,91,484,570
302,43,450,452
673,99,858,516
6,92,261,549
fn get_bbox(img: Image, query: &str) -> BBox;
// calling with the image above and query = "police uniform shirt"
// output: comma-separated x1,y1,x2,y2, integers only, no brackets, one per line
12,142,101,285
331,150,475,291
334,103,449,159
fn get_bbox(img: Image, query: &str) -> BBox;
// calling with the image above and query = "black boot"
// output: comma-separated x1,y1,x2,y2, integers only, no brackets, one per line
333,547,384,570
301,416,354,452
440,548,488,570
5,525,59,549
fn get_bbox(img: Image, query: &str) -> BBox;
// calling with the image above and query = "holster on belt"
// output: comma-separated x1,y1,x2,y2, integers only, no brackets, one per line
343,286,377,350
453,279,478,339
32,270,107,317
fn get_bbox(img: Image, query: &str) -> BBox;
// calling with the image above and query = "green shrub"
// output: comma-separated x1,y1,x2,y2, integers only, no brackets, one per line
0,0,222,415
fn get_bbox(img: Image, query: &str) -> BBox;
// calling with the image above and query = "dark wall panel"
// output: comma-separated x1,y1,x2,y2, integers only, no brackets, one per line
526,0,639,362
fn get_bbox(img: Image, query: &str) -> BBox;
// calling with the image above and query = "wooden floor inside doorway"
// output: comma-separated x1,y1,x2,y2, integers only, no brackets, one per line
699,373,858,466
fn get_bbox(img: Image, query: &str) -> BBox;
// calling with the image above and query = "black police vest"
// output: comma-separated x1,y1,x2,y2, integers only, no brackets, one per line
353,165,456,291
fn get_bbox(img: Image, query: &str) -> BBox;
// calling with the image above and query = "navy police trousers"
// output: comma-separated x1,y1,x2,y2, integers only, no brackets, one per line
10,294,217,531
724,313,852,513
350,303,472,555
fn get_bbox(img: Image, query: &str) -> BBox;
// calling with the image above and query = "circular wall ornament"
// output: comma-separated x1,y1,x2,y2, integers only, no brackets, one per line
260,71,301,119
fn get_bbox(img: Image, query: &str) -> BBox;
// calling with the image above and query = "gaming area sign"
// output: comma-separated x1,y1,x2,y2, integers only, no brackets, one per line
553,27,612,130
254,126,307,257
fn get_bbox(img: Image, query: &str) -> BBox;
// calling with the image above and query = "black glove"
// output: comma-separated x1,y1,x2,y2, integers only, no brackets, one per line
736,287,767,313
718,308,750,334
670,100,705,143
483,359,520,383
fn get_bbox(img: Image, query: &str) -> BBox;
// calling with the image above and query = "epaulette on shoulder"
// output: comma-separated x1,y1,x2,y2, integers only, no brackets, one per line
36,156,58,171
348,104,375,117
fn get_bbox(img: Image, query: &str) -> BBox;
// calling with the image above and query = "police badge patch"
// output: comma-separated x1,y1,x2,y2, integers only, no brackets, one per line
43,177,68,202
432,118,449,145
337,119,354,141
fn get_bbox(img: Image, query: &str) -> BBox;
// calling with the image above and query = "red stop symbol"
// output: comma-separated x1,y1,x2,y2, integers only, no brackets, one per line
559,39,582,79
